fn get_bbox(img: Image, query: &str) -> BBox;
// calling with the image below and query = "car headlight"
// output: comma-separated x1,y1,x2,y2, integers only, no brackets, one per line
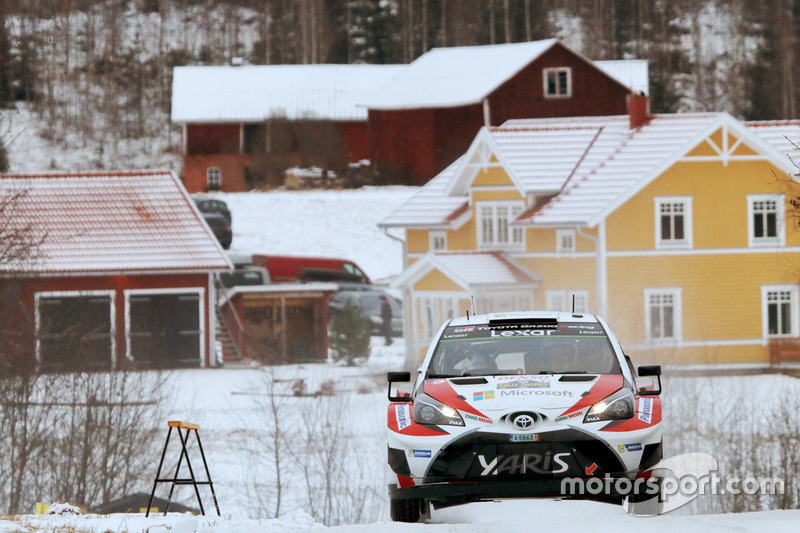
584,388,635,423
413,393,465,426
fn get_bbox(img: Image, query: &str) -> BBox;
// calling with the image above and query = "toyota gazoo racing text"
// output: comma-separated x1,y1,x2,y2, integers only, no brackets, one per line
386,311,663,522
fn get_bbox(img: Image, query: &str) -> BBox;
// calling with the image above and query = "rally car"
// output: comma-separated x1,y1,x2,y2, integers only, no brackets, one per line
386,311,663,522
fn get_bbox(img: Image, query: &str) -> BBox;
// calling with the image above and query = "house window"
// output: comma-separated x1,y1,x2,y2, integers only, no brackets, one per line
656,197,692,249
430,231,447,251
556,229,576,253
543,67,572,98
480,293,533,314
546,290,588,313
207,167,222,190
762,285,798,337
748,194,784,247
645,288,681,344
477,201,524,249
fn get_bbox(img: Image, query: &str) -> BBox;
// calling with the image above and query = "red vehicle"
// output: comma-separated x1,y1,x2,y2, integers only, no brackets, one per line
250,254,370,284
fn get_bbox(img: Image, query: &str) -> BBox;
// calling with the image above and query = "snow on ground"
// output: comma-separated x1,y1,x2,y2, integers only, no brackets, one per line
1,176,799,532
8,489,800,532
220,187,417,284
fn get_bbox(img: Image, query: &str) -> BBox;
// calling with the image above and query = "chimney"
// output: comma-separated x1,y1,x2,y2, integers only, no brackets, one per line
627,92,649,129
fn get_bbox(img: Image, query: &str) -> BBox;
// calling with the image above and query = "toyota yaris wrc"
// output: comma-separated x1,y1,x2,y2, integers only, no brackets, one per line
386,311,663,522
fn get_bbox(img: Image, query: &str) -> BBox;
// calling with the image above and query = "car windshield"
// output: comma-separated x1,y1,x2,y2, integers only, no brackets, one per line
428,321,621,377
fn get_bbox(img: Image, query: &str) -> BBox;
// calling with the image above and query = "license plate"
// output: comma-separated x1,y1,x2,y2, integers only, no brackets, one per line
509,433,538,442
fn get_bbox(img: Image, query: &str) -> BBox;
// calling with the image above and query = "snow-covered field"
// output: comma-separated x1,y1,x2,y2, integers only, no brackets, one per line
2,173,800,531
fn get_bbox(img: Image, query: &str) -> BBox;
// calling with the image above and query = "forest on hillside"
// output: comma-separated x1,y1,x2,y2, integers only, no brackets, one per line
0,0,799,172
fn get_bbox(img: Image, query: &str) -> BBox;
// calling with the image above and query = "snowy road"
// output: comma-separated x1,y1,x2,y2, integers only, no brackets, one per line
8,500,800,532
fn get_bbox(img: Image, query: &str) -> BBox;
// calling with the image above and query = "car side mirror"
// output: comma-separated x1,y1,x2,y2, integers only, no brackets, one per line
387,371,412,402
636,365,662,396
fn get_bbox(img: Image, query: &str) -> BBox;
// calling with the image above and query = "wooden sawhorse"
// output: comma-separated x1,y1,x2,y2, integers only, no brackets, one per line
146,421,220,517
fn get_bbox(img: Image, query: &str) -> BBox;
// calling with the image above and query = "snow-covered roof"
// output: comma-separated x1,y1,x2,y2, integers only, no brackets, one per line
362,40,558,110
172,41,649,122
379,158,467,228
381,113,799,230
362,40,648,110
0,170,232,275
391,251,539,290
594,60,649,96
744,120,800,165
171,64,405,123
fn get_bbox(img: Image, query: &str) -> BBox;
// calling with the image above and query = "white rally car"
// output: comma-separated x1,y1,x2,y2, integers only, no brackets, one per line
386,311,663,522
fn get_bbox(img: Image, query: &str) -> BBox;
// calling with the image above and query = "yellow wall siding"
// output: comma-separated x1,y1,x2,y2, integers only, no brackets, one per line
632,344,768,366
526,229,556,253
519,256,598,311
407,229,429,254
471,165,514,186
470,189,525,202
448,218,478,250
525,227,598,253
606,160,793,251
606,252,800,354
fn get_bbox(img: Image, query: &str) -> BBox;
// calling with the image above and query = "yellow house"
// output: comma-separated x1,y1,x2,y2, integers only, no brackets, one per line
379,109,800,366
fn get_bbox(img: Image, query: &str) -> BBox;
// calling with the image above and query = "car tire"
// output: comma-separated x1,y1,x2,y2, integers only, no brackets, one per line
390,497,422,523
624,476,664,516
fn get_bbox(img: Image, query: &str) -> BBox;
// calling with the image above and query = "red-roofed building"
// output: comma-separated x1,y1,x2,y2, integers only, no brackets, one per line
171,40,647,191
0,170,233,370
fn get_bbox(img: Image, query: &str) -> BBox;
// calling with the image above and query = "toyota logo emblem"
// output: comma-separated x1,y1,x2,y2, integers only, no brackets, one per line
513,414,535,430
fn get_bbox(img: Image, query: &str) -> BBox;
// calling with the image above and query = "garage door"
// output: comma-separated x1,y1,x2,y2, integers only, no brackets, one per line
128,292,202,367
37,293,114,370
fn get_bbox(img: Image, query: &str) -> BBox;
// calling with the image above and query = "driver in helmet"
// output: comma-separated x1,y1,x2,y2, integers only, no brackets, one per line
543,338,581,372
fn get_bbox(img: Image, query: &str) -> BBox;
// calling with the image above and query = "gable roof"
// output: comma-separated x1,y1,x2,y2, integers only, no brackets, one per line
171,64,405,123
390,251,540,290
594,60,649,96
363,39,558,110
744,120,800,164
362,40,648,110
171,41,649,122
380,113,800,230
0,170,232,275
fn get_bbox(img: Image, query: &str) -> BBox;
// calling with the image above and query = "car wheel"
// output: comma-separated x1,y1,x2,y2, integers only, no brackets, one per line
390,497,423,523
624,476,664,516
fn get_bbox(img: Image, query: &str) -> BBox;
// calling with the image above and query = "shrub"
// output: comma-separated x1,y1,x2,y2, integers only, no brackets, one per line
328,302,371,365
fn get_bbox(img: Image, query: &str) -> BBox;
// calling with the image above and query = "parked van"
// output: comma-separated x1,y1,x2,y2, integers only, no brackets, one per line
250,254,370,284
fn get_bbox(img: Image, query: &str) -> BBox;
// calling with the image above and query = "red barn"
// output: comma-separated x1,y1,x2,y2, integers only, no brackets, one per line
171,64,404,192
171,39,647,191
364,39,646,184
0,170,232,371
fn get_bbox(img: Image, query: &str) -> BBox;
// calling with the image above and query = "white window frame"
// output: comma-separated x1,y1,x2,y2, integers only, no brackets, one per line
556,229,576,254
546,290,588,313
543,67,572,98
207,167,222,190
748,194,785,247
429,230,447,251
124,287,206,365
476,201,525,250
655,196,692,249
644,288,682,345
762,284,799,338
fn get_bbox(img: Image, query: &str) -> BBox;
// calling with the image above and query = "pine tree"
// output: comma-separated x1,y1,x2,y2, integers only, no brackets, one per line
328,302,372,365
347,0,402,64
